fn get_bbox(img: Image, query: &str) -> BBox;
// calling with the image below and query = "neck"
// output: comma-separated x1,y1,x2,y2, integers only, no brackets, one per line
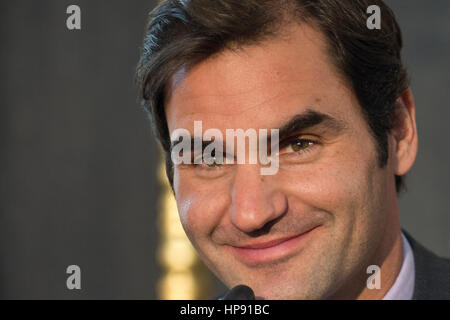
328,205,404,300
356,225,403,299
356,187,404,300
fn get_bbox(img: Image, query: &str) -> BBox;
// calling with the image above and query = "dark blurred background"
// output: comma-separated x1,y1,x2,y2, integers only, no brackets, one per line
0,0,449,299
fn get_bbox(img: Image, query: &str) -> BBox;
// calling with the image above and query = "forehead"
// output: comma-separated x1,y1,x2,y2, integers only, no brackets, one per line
165,23,359,133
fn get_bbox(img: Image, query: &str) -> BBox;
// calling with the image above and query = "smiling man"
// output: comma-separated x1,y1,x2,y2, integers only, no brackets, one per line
136,0,450,299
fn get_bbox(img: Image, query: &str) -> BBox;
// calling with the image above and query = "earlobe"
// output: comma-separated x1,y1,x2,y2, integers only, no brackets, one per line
392,88,418,176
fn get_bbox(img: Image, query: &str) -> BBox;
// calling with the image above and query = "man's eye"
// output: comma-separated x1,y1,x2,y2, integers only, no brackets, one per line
203,156,223,168
282,138,317,154
290,139,313,152
193,155,225,169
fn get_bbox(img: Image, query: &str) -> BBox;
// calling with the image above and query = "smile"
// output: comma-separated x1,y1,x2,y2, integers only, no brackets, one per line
228,226,318,266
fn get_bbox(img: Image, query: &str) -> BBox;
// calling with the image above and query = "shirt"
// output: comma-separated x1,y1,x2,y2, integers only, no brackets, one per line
382,232,415,300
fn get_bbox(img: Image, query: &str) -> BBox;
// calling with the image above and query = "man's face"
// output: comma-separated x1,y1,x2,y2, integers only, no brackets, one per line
165,24,398,299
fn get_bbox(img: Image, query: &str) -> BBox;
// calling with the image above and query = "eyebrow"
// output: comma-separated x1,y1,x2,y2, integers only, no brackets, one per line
276,108,348,142
170,108,347,151
171,137,214,153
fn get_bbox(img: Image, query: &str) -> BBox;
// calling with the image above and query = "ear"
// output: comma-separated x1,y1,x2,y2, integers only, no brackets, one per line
390,88,418,176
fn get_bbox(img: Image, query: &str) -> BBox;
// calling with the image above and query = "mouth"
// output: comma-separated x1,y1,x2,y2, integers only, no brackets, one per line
227,226,319,266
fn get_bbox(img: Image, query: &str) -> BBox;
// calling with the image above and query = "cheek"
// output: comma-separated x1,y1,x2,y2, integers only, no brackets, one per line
280,138,380,225
174,169,229,243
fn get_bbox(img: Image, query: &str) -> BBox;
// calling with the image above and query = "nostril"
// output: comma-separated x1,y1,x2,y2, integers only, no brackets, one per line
246,222,272,238
245,215,283,238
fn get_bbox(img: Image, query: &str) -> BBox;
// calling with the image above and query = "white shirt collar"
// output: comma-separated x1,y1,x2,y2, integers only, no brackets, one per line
382,232,415,300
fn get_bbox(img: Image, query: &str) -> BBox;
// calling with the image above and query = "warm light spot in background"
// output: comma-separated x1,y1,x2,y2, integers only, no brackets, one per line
156,152,212,299
155,0,212,299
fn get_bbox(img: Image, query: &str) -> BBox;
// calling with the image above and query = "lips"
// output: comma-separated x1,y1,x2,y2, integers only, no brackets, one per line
238,234,303,249
227,226,318,266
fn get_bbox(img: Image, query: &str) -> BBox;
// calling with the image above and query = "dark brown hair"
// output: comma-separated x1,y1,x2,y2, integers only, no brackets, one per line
135,0,409,192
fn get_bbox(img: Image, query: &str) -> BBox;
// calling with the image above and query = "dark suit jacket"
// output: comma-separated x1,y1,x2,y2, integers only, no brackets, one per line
403,231,450,299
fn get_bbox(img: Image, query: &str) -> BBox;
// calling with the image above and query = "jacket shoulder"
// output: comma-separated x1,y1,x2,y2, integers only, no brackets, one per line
403,230,450,300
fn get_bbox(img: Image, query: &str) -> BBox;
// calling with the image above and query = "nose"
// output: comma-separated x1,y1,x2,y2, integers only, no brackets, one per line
230,164,287,234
